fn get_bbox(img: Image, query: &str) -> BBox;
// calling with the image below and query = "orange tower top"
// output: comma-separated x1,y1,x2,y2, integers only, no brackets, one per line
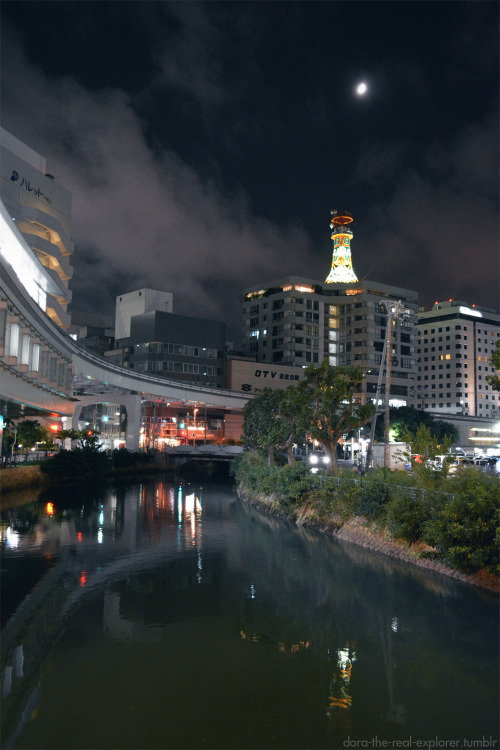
329,210,354,229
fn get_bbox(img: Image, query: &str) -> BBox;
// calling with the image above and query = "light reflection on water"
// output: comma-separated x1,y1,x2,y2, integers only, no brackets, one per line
1,477,498,750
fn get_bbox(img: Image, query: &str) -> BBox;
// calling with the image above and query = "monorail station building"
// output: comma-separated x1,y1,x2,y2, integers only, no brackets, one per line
241,212,419,409
0,129,74,330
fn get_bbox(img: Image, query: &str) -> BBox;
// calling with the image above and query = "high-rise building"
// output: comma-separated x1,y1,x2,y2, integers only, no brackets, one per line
241,211,419,407
0,129,74,329
241,275,419,407
416,300,500,418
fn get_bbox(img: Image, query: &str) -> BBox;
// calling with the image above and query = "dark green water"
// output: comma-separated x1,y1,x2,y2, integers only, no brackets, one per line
1,476,498,749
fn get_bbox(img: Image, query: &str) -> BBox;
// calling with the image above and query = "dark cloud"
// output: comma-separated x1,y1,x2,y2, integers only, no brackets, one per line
1,1,498,342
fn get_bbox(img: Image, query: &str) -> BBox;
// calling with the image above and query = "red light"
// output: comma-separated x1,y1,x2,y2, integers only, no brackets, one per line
87,431,92,436
79,571,87,587
77,532,82,543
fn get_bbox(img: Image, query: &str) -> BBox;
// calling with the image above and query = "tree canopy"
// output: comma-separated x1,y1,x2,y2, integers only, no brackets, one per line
242,361,376,472
374,406,460,445
242,386,309,465
297,360,376,470
486,338,500,391
15,420,50,461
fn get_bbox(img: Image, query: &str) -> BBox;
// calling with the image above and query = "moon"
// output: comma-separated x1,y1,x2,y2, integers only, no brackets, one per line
355,81,368,96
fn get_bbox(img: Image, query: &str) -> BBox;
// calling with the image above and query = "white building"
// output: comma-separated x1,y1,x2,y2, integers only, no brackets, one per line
0,129,74,329
416,300,500,418
115,288,173,341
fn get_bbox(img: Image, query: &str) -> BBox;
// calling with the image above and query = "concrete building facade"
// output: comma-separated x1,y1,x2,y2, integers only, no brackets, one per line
115,289,173,341
106,307,226,390
0,129,74,329
241,276,419,407
416,300,500,418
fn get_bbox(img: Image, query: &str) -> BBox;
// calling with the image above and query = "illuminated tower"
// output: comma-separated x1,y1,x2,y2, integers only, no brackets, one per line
325,210,359,284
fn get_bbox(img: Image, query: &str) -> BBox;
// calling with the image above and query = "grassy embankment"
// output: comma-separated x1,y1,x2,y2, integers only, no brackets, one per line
234,452,499,592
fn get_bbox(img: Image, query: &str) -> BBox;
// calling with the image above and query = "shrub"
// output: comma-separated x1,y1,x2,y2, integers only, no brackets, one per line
422,470,500,573
316,473,361,520
41,447,110,479
272,462,314,509
233,451,274,493
110,448,152,469
356,476,390,519
385,489,432,544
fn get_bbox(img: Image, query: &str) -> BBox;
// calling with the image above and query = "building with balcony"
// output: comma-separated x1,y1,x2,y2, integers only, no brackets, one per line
241,275,419,407
416,300,500,417
1,129,74,329
0,200,75,418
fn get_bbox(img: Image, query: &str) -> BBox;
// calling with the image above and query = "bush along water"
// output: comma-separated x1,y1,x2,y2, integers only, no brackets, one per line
235,452,500,578
41,447,159,482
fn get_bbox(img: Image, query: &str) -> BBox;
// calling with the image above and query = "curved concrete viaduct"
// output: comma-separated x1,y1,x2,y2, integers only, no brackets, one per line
1,218,248,450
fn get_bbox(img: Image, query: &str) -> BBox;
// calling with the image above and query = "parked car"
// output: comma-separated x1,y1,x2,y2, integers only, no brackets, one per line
448,457,474,474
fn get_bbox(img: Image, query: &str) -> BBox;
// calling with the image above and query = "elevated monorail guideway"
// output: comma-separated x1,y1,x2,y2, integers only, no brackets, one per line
71,348,248,411
1,202,249,449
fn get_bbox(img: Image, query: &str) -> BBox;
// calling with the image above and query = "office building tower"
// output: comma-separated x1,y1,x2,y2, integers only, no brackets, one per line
416,300,500,417
242,275,418,407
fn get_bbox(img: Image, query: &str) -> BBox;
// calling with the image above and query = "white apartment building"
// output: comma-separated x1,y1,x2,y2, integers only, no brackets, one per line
0,129,74,329
241,276,419,407
416,300,500,418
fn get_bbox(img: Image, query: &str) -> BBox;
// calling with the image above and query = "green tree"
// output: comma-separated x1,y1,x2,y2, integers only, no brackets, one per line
399,423,453,468
242,387,308,466
298,360,376,471
380,406,459,445
274,385,311,464
76,428,103,452
242,388,283,465
431,420,460,445
1,417,16,463
486,338,500,391
16,419,49,461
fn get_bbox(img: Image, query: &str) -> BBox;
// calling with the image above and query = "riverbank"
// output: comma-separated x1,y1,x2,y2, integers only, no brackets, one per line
237,485,500,594
0,455,169,498
0,464,50,494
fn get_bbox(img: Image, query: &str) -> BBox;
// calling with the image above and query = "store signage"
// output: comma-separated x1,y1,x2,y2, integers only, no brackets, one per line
254,369,300,381
10,170,52,205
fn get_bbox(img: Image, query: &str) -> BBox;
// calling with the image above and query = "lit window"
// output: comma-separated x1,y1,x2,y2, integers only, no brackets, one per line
294,285,314,293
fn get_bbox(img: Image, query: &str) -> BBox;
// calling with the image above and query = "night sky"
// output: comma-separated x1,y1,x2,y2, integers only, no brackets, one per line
1,1,498,342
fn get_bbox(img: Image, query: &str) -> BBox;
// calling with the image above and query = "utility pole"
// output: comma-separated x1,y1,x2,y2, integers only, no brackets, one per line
384,311,394,468
364,300,409,473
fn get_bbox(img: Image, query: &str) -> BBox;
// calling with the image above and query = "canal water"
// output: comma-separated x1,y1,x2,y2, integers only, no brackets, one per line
1,476,498,750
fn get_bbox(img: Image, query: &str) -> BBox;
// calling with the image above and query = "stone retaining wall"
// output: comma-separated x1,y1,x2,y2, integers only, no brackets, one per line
237,486,499,594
